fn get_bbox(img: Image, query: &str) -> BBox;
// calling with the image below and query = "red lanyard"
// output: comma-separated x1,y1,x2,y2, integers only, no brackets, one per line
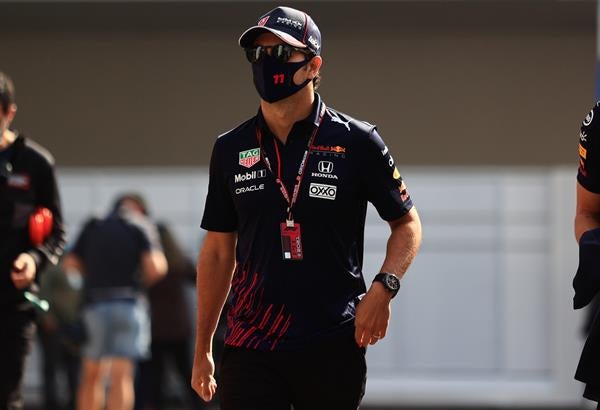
256,103,326,222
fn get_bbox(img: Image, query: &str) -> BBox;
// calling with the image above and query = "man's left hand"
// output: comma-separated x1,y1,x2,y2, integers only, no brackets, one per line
354,282,392,347
11,253,37,289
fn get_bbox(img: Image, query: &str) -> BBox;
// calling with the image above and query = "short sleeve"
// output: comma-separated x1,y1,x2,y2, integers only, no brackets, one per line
578,102,600,193
137,228,153,255
127,215,159,252
201,139,238,232
70,218,96,258
358,127,413,221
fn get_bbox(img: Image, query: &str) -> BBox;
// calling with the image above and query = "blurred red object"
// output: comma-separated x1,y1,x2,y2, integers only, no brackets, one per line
29,207,53,246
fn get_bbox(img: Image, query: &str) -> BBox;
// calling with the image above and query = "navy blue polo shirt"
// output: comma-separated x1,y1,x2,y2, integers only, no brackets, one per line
579,101,600,193
72,212,159,303
201,93,413,351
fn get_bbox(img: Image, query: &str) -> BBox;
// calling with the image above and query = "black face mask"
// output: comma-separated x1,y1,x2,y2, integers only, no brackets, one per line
252,54,311,103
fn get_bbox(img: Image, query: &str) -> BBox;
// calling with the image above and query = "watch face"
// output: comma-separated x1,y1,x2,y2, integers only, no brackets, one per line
385,275,400,290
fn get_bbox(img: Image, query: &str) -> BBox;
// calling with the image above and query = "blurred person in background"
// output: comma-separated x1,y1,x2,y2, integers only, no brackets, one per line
0,71,66,409
191,6,422,410
38,259,84,410
63,193,167,410
136,223,209,410
574,102,600,409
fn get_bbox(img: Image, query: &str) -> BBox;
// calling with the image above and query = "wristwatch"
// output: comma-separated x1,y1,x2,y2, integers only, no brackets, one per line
373,272,400,298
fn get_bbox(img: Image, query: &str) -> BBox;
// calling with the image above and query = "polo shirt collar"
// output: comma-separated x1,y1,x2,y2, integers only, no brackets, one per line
256,93,324,136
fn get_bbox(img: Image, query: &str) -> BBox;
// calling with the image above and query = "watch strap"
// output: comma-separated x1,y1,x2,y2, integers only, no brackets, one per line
373,272,400,298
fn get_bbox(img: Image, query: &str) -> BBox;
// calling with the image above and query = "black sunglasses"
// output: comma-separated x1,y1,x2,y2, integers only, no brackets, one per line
245,44,313,64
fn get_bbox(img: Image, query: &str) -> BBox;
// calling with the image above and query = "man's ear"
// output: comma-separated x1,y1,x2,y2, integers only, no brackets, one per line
308,56,323,78
6,104,17,123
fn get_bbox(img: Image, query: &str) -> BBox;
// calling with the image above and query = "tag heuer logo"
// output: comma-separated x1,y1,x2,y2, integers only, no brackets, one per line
239,148,261,168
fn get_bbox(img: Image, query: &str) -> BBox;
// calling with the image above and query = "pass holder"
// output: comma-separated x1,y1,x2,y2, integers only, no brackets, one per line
258,102,326,262
280,219,303,261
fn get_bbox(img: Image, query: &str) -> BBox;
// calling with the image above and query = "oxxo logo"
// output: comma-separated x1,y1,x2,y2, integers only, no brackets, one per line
309,183,337,200
235,169,266,183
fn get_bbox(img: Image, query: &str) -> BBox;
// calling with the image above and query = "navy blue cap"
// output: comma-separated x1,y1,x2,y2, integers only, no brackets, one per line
239,6,322,56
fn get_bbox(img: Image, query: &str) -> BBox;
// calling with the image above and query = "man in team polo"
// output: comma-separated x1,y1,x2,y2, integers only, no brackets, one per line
574,102,600,408
191,6,422,409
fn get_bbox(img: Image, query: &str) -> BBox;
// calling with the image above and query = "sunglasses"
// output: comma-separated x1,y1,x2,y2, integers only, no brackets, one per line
245,44,313,64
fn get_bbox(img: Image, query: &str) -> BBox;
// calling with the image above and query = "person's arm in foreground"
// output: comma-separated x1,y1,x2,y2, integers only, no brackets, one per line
354,206,422,347
191,230,237,402
140,249,168,286
11,156,65,289
575,183,600,243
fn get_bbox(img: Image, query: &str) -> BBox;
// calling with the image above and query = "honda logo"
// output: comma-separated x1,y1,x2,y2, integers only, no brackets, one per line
318,161,334,174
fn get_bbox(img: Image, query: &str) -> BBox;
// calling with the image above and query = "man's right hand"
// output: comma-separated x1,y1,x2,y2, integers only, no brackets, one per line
191,351,218,402
11,252,37,289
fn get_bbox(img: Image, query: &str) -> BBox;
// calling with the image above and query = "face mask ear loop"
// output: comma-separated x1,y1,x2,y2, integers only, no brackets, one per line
286,59,311,87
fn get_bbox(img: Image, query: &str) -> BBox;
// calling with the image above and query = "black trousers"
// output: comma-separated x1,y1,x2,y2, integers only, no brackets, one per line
0,309,35,410
38,324,80,410
219,336,366,410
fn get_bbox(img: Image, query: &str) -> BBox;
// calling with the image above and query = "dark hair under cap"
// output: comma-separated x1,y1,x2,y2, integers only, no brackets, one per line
111,192,150,216
0,72,16,114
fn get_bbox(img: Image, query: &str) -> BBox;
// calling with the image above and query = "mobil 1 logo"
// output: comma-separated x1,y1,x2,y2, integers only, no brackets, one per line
234,169,266,183
309,183,337,200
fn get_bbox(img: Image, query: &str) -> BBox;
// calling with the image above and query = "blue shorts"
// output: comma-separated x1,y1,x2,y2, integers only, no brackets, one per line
82,298,150,360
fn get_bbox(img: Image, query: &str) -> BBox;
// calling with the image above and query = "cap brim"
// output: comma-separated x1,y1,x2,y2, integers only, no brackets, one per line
238,26,307,49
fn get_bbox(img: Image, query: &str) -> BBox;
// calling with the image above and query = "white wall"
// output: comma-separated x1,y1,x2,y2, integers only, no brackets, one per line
57,167,209,257
25,166,587,407
362,167,583,407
